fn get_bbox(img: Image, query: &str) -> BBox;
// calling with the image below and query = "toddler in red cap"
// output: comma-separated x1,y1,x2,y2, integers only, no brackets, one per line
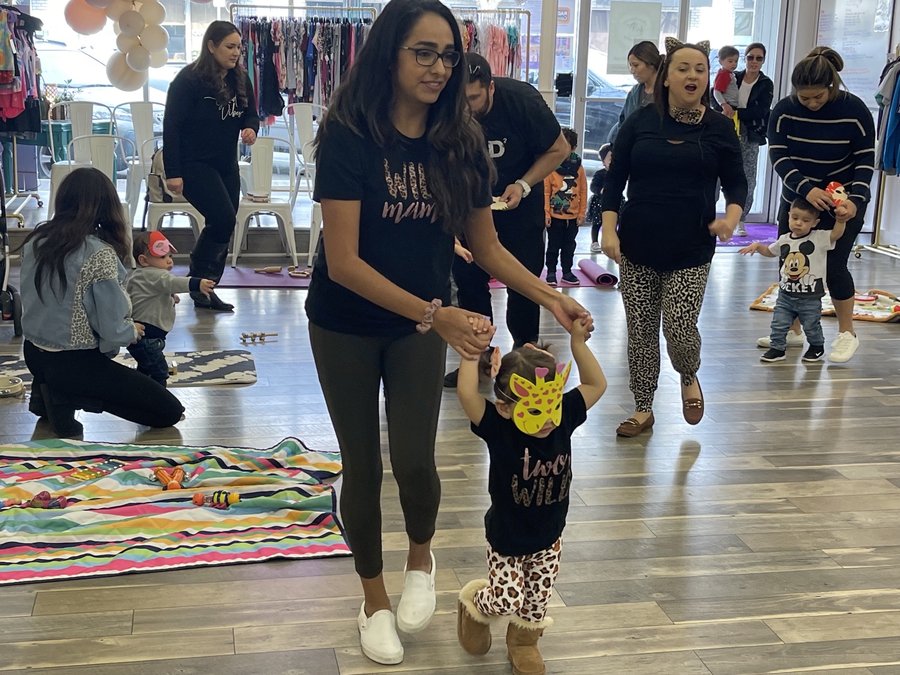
126,232,215,385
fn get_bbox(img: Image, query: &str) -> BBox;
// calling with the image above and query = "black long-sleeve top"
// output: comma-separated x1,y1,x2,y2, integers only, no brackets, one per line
767,92,875,210
162,66,260,178
601,104,747,271
735,70,774,146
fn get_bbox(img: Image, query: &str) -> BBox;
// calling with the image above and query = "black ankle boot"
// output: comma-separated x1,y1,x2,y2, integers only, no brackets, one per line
189,231,234,311
192,289,234,312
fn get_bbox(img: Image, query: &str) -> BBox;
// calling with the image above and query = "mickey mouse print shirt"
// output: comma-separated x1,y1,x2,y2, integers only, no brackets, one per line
768,229,835,297
307,121,492,336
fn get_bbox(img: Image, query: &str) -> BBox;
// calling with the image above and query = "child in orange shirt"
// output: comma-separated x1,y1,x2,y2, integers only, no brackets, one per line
544,127,587,286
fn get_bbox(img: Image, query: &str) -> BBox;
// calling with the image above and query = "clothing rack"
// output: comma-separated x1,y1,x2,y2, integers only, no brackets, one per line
229,2,376,22
454,8,531,82
859,46,900,261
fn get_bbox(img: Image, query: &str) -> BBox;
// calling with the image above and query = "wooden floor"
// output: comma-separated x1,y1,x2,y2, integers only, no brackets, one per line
2,226,900,674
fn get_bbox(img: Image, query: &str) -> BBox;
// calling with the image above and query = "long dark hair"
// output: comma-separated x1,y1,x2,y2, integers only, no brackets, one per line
317,0,491,235
628,41,662,70
791,46,845,102
21,168,129,301
654,43,711,115
190,20,248,108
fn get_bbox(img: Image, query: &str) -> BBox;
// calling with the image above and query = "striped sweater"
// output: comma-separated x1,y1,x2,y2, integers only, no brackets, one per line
767,93,875,207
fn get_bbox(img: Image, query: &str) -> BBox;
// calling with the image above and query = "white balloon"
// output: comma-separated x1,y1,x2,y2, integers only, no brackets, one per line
118,10,145,37
86,0,113,7
107,50,149,91
126,45,151,72
149,49,168,69
139,24,169,53
105,0,132,20
116,33,140,53
138,0,166,25
65,0,107,36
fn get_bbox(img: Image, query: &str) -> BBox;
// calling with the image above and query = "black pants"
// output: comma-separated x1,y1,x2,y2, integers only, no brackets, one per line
545,217,578,274
453,221,544,347
309,323,445,579
24,341,184,427
776,200,865,301
181,161,240,244
127,337,169,386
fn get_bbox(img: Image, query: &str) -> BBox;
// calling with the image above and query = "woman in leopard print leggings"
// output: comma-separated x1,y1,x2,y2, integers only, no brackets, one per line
600,39,747,437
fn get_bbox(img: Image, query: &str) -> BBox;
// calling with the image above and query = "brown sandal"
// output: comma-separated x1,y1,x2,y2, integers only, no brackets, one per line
287,266,312,278
616,413,654,438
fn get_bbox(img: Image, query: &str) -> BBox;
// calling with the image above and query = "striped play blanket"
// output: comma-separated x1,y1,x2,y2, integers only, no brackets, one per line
0,437,350,585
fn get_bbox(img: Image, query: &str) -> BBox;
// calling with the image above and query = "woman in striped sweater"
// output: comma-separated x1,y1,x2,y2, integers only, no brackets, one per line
766,47,875,363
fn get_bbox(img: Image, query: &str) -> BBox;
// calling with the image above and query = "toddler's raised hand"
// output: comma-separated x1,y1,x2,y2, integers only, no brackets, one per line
199,279,216,296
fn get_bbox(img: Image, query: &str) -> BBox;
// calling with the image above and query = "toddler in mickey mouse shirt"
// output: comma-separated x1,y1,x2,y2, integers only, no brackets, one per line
740,197,846,363
454,318,605,674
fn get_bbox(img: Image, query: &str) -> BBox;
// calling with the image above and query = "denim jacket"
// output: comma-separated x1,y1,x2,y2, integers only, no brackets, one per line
21,235,138,355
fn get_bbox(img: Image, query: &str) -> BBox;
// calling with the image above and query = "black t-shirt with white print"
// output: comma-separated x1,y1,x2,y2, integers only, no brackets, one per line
306,120,492,336
481,78,562,229
472,389,588,557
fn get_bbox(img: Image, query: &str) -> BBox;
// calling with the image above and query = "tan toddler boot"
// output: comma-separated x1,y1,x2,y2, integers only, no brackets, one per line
506,614,553,675
457,579,494,655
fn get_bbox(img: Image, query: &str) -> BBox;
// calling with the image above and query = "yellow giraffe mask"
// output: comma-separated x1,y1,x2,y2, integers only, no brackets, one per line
508,361,572,434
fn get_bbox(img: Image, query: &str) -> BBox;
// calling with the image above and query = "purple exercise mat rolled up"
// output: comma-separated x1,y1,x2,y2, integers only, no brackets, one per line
577,259,618,286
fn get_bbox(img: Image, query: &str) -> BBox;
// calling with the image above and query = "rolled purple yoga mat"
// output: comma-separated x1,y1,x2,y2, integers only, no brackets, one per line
577,259,618,286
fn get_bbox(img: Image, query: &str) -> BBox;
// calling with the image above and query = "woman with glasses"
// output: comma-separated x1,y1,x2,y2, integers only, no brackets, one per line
732,42,774,237
305,0,592,665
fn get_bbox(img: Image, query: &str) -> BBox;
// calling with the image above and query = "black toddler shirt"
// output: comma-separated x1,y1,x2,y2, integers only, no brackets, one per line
306,121,492,336
473,389,587,557
481,78,561,230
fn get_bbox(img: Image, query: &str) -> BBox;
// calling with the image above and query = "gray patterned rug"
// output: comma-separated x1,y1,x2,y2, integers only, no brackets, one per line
0,350,257,387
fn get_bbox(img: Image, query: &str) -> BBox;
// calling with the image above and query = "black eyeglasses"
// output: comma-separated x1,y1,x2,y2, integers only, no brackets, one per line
746,55,765,62
399,46,461,68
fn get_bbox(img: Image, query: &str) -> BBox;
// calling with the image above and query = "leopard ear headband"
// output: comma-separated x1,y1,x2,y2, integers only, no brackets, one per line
664,37,710,57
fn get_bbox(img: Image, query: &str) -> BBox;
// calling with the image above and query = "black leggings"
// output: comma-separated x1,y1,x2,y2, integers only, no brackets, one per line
24,341,184,428
309,323,445,579
181,162,241,244
776,200,865,301
453,222,544,347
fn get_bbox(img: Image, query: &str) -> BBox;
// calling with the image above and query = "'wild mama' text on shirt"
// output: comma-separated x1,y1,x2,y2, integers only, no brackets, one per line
382,159,437,224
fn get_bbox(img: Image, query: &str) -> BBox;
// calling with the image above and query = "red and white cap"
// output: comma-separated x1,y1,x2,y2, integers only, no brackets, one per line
148,231,177,257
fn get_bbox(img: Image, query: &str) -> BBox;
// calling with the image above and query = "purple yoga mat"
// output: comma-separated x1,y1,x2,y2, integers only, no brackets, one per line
577,259,618,286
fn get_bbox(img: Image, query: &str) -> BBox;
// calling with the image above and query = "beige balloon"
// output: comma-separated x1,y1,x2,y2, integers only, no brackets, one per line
139,24,169,53
126,45,152,72
106,50,149,91
105,0,132,21
116,33,140,53
118,10,145,37
149,49,169,69
139,0,166,25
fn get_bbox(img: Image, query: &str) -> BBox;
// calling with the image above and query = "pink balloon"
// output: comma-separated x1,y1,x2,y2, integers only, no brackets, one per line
65,0,107,36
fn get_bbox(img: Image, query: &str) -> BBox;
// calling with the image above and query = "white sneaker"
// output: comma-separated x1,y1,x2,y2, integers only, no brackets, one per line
590,242,602,253
734,223,748,237
757,330,804,349
829,331,859,363
396,551,436,633
357,603,404,665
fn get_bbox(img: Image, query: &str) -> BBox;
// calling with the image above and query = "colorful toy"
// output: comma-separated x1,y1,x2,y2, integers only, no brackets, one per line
240,331,278,344
70,459,124,482
3,491,69,509
825,181,848,206
192,490,240,509
153,467,185,491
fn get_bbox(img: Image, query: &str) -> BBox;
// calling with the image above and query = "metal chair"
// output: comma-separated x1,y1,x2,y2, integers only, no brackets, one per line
46,101,114,217
231,135,298,268
113,101,165,223
141,138,206,241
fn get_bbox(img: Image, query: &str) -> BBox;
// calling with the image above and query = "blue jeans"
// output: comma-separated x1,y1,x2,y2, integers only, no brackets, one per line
127,337,169,386
769,293,824,351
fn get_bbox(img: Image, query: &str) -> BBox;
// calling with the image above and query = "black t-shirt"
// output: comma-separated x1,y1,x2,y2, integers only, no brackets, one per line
481,78,561,229
472,389,588,556
163,67,260,176
306,121,492,336
601,105,747,271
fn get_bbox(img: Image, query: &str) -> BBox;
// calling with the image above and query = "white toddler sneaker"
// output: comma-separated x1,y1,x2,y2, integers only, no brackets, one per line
357,602,404,665
829,331,859,363
757,330,804,349
396,551,437,633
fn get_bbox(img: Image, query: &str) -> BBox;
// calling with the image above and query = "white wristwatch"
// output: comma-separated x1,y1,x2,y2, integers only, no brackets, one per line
515,179,531,198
